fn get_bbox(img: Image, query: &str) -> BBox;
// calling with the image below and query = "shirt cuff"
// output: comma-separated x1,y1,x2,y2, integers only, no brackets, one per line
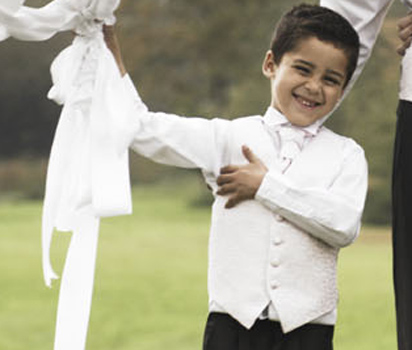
256,171,293,212
255,170,316,220
256,172,276,204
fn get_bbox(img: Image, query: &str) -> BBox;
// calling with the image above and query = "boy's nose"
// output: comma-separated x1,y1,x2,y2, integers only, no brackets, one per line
304,78,322,95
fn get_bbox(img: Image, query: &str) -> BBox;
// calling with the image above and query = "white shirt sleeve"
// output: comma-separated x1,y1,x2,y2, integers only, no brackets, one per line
320,0,394,93
122,75,230,176
255,143,368,248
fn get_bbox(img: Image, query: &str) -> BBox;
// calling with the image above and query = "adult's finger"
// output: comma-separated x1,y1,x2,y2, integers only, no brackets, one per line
397,44,406,56
398,12,412,31
397,37,412,56
398,43,407,56
399,25,412,42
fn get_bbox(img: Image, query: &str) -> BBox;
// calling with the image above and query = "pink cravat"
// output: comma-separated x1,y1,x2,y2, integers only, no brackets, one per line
277,125,307,172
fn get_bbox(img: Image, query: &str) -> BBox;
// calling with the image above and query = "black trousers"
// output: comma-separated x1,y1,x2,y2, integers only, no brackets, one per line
202,313,334,350
393,100,412,350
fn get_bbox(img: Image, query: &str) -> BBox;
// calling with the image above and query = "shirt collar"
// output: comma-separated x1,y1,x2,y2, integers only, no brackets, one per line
263,106,322,136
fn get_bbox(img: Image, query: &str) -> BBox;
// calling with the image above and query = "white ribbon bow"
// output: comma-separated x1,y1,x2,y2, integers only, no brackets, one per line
0,0,24,38
0,0,24,13
0,1,138,349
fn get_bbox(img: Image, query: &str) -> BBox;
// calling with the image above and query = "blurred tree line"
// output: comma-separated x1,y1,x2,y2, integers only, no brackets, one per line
0,0,405,224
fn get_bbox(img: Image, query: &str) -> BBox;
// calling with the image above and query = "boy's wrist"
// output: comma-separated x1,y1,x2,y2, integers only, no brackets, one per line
103,25,127,76
255,171,289,210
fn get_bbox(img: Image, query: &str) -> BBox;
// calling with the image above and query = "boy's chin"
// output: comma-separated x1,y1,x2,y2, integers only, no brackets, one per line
286,115,324,127
289,109,332,127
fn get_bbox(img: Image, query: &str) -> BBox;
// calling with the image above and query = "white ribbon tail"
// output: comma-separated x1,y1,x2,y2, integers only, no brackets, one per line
42,219,59,288
54,209,100,350
41,101,77,287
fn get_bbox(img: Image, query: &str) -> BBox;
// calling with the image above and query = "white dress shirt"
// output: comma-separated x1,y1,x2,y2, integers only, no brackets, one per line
123,75,368,332
321,0,412,102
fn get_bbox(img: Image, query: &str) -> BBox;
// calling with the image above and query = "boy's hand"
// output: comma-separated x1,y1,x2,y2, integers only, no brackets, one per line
217,146,268,209
103,25,127,76
397,12,412,56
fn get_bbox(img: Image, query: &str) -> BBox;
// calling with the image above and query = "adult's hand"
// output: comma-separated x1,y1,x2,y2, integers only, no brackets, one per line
397,12,412,56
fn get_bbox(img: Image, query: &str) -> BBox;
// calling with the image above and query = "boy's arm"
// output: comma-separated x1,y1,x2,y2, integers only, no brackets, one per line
217,145,368,249
103,25,127,76
104,26,230,175
320,0,393,94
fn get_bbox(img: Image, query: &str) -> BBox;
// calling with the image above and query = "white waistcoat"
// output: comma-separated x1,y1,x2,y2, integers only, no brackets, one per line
203,116,354,333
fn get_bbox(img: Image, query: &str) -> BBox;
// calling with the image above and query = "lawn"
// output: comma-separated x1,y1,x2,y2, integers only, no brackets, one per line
0,181,396,349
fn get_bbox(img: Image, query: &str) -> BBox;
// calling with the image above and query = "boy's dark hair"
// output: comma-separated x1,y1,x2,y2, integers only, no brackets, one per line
271,4,360,88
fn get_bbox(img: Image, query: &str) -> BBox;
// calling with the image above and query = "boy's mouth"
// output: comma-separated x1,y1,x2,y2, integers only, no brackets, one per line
293,93,322,109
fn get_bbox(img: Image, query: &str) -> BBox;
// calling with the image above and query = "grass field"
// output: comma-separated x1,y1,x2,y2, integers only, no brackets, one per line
0,181,396,350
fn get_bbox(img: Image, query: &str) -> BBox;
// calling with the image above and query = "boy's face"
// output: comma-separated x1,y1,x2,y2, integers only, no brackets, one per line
263,36,348,127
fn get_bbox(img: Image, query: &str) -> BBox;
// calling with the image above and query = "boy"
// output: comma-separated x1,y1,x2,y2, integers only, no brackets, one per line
104,4,367,350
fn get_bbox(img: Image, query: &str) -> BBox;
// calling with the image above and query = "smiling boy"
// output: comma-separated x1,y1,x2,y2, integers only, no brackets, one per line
265,37,347,126
104,4,367,350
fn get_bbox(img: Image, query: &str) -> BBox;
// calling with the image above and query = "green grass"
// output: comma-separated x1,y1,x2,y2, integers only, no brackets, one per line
0,182,396,349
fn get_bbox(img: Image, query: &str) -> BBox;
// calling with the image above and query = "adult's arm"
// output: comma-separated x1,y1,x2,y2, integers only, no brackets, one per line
321,0,394,93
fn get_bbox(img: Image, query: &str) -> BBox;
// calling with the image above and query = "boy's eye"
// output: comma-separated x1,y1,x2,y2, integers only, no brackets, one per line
324,76,341,86
293,65,311,75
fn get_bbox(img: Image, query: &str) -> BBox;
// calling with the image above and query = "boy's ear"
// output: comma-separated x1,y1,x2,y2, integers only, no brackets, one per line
262,51,277,78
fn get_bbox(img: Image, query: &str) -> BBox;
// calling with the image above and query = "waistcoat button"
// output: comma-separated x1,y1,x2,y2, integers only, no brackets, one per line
270,281,279,289
273,237,283,245
270,259,280,268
